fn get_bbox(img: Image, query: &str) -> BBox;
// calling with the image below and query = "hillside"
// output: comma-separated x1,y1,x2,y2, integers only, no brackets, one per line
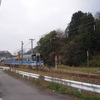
0,51,12,59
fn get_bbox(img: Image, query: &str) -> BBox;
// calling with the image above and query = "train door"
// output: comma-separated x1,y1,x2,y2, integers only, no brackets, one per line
32,53,43,68
36,53,41,67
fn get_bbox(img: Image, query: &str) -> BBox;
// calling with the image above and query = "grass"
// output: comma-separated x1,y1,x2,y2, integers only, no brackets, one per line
12,66,100,85
6,65,100,76
47,83,67,94
57,65,100,75
4,69,100,100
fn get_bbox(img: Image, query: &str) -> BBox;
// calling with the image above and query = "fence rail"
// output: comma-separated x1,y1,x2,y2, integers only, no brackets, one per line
0,66,9,70
44,76,100,93
1,66,100,94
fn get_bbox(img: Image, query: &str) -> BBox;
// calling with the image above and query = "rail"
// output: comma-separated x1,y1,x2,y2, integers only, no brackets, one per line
2,67,100,94
10,69,40,79
44,76,100,93
0,66,9,70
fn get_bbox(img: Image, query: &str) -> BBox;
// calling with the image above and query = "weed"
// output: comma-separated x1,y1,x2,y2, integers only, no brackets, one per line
47,83,67,94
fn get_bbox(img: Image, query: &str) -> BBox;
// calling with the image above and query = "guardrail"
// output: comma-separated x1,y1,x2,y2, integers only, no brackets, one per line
10,69,40,79
0,66,10,70
4,68,100,94
44,76,100,93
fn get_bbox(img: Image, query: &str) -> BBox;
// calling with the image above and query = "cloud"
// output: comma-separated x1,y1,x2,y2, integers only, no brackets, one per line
0,0,100,54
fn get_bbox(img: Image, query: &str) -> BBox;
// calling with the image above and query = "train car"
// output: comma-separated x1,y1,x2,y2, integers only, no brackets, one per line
2,53,44,67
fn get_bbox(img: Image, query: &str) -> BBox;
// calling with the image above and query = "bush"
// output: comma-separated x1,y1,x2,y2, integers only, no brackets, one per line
89,60,100,66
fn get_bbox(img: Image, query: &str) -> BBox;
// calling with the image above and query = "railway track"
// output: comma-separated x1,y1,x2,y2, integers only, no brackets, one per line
37,69,100,79
30,68,100,84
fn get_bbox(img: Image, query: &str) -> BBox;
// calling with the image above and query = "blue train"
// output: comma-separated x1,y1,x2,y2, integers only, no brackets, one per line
2,53,44,67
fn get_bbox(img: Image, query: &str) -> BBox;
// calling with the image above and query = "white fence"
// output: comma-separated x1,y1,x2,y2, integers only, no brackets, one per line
0,66,9,70
44,76,100,93
3,67,100,94
16,70,40,79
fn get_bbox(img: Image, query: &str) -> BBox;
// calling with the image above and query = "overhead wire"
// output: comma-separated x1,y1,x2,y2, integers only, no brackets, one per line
12,10,100,55
13,40,31,55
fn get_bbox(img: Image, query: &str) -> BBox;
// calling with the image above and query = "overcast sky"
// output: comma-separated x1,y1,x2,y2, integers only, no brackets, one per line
0,0,100,54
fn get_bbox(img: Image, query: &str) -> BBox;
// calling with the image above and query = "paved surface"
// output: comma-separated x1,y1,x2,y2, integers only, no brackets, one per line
0,69,75,100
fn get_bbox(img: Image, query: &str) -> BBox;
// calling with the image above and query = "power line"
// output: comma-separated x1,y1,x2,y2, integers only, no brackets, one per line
65,21,95,33
24,41,30,48
12,10,100,55
60,10,100,32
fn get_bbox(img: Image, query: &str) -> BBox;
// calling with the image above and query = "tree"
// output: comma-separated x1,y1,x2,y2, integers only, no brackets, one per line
38,11,99,67
94,18,100,51
38,30,65,66
64,11,95,66
79,13,95,53
61,37,81,66
65,11,84,41
95,12,100,20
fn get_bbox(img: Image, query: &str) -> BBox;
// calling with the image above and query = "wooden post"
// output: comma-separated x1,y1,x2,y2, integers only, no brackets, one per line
55,55,57,70
58,55,61,65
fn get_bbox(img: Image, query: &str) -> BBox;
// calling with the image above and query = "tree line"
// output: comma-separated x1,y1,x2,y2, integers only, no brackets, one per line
37,11,100,67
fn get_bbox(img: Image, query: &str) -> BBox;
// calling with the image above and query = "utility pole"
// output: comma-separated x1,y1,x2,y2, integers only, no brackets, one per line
0,0,2,5
94,24,95,31
21,41,24,65
55,55,57,70
87,50,89,66
29,39,35,55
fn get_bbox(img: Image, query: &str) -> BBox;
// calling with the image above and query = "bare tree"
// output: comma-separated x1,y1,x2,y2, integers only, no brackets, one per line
95,12,100,20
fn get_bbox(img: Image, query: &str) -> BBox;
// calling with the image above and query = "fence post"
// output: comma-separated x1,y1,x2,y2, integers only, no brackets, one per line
55,55,57,70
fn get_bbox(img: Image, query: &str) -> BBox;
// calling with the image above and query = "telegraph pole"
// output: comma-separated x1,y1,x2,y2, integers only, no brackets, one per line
55,55,57,70
21,41,24,65
87,50,89,66
29,39,35,55
0,0,2,5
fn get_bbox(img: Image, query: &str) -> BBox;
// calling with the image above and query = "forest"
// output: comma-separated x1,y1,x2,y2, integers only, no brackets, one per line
37,11,100,67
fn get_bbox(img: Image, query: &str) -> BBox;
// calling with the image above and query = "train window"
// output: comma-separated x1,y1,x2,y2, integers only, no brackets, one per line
13,58,17,61
24,58,28,61
32,55,36,61
36,56,39,62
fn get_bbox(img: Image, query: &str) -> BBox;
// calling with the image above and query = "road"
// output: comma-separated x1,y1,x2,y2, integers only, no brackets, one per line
0,69,77,100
